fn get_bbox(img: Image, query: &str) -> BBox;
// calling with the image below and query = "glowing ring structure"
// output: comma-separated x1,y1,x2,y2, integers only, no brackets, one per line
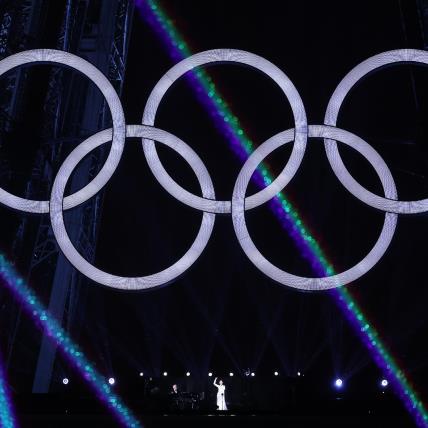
142,49,308,214
325,49,428,214
0,49,126,213
50,125,216,290
0,47,426,291
231,125,398,291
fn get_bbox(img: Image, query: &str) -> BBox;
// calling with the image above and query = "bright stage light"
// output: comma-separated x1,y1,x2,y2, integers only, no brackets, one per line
381,379,388,388
62,378,69,385
186,372,190,377
229,372,234,377
274,371,279,376
108,377,115,385
139,372,144,377
297,371,301,377
208,372,213,377
334,378,343,388
163,372,168,377
251,372,255,377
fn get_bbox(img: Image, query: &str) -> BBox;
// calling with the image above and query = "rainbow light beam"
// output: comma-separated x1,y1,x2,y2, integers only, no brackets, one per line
0,255,141,428
135,1,428,426
0,348,16,428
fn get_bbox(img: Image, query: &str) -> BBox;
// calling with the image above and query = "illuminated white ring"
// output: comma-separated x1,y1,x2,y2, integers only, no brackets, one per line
232,125,398,291
325,49,428,214
50,125,215,290
0,49,125,213
142,49,307,214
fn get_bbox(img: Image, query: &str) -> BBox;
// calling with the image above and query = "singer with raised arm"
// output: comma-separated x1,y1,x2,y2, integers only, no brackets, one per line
213,377,227,411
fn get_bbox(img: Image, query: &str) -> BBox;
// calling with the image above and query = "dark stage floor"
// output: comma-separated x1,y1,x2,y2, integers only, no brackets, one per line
19,412,416,428
15,396,417,427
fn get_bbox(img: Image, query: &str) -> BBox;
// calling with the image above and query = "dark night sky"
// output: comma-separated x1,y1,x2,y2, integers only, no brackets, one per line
1,0,428,404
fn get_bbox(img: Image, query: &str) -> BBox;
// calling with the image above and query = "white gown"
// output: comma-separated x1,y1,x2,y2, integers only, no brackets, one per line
214,381,227,410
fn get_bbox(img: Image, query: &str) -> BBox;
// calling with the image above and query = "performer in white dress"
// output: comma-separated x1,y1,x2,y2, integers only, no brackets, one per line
213,377,227,410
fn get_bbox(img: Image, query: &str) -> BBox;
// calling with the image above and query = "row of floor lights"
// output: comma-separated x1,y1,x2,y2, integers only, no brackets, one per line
334,378,389,389
137,373,391,384
61,375,390,387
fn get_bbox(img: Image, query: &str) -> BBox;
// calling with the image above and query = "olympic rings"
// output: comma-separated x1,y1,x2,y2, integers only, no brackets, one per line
142,49,308,214
50,125,215,290
325,49,428,214
0,48,425,291
0,49,125,213
231,125,397,291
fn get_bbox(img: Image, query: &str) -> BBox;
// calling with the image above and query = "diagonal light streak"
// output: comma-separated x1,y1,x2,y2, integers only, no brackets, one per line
135,1,428,425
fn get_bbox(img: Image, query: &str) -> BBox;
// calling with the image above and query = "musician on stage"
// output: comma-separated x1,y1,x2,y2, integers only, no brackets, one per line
169,383,181,411
213,377,227,411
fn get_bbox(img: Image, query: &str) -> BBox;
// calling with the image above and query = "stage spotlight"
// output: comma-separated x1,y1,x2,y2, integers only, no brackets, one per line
229,372,234,377
108,377,115,385
208,372,213,377
139,372,144,377
381,379,388,388
186,372,190,377
251,372,255,377
297,371,301,377
62,378,69,385
334,378,343,388
274,371,279,376
163,372,168,377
